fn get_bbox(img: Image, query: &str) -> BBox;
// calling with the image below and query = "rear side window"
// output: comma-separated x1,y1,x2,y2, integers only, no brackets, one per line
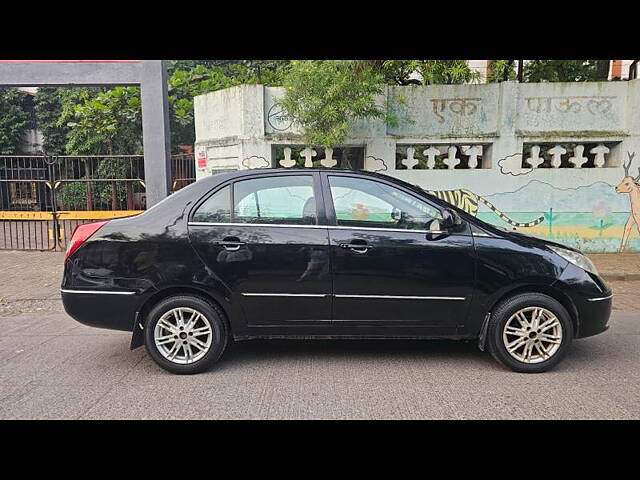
192,185,231,223
233,176,316,225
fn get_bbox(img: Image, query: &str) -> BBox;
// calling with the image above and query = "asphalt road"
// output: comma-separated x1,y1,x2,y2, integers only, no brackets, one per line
0,310,638,419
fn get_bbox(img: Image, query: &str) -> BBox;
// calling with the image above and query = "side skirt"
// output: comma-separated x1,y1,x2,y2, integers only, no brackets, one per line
233,334,478,341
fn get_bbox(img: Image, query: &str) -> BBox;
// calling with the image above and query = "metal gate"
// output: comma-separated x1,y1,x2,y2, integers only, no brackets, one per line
0,154,195,251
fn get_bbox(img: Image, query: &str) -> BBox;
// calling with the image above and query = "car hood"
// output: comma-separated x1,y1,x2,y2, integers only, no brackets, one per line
472,220,583,254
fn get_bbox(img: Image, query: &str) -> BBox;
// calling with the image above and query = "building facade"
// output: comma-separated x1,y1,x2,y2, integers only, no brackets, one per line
194,80,640,253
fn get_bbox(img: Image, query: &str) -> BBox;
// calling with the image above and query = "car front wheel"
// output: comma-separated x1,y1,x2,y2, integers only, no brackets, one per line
144,295,228,374
486,293,573,373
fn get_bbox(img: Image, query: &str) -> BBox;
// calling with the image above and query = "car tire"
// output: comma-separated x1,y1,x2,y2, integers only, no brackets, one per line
144,295,229,374
486,293,573,373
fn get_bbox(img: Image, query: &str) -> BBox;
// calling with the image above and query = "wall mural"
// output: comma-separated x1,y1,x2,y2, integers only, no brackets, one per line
426,189,545,228
498,153,531,176
366,156,388,173
616,153,640,252
241,156,270,169
473,152,640,253
240,147,639,253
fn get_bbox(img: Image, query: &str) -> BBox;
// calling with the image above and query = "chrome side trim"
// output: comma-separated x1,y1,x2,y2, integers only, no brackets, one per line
334,294,466,301
241,293,465,300
189,222,327,229
330,225,432,234
587,294,614,302
60,289,136,295
188,221,447,235
473,232,492,238
242,293,328,298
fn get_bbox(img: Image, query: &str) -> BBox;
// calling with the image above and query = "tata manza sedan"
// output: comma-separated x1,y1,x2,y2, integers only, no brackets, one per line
61,169,612,374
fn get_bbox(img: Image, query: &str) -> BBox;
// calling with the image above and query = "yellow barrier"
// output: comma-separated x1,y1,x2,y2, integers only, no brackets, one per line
0,210,143,221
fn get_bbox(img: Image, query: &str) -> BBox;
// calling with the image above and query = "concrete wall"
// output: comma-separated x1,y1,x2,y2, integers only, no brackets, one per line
194,80,640,253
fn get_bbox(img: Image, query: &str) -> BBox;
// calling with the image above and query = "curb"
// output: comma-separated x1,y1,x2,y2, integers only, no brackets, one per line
600,272,640,281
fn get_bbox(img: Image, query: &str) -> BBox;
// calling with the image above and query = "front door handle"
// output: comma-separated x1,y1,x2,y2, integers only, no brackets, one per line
217,236,245,251
339,242,373,254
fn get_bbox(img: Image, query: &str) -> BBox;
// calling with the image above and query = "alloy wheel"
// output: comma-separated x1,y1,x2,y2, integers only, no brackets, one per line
502,307,563,364
153,307,213,364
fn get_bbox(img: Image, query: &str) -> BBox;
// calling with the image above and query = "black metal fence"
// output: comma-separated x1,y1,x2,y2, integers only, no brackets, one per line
0,154,196,250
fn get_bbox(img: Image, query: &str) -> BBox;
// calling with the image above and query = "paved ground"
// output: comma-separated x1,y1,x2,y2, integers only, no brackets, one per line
591,253,640,281
0,250,638,419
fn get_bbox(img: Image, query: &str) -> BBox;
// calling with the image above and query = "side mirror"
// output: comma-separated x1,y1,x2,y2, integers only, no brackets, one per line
440,208,462,230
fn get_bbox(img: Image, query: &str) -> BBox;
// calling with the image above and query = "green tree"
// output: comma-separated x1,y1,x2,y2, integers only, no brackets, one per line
34,88,67,154
417,60,481,85
524,60,603,82
0,88,30,154
367,60,481,85
276,60,399,149
487,60,517,83
61,86,143,155
34,87,96,154
34,61,292,155
373,60,423,85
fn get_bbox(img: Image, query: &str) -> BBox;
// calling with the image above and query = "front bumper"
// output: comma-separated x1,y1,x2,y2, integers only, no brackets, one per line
577,293,613,338
553,264,612,339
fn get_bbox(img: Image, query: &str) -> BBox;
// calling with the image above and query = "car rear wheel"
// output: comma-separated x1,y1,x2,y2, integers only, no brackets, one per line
144,295,228,374
486,293,573,373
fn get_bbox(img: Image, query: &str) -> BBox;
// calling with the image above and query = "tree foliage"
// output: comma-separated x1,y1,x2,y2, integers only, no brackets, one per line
487,60,517,83
62,86,143,155
34,87,72,155
33,61,291,155
276,60,398,148
56,158,132,209
0,88,30,154
276,59,482,148
366,60,481,85
417,60,481,85
524,60,607,83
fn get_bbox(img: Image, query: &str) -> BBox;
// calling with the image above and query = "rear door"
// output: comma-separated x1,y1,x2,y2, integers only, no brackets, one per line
188,172,331,327
322,172,475,332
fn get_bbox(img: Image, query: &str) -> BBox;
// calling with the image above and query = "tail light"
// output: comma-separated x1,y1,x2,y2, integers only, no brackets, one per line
65,221,107,261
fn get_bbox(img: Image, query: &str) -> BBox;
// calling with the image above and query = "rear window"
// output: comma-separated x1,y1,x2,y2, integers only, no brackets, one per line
233,176,316,225
192,185,231,223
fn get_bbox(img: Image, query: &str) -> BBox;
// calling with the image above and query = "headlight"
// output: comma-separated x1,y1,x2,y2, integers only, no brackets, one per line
548,245,598,275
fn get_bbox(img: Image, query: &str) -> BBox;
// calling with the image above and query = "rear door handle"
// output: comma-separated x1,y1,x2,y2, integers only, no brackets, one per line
217,236,245,251
339,242,373,254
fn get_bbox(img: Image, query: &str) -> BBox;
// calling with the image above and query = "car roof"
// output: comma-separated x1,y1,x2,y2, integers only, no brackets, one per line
199,168,396,187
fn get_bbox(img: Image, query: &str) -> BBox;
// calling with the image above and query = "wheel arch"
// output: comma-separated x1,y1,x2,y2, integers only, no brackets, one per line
130,286,231,350
487,284,579,336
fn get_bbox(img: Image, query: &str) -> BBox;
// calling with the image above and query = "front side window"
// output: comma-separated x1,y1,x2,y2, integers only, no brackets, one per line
233,175,316,225
192,185,231,223
328,176,442,230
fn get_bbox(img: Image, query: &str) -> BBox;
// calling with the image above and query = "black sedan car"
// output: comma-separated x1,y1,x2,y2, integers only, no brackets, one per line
61,169,612,374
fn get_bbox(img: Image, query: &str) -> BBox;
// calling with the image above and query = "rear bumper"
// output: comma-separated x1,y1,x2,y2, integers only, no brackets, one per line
61,289,138,332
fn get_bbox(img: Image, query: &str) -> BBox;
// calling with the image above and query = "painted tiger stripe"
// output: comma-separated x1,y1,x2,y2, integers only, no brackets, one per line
426,188,544,228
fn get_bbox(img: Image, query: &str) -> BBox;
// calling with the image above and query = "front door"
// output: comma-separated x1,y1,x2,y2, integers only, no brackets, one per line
188,172,331,327
323,173,475,332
